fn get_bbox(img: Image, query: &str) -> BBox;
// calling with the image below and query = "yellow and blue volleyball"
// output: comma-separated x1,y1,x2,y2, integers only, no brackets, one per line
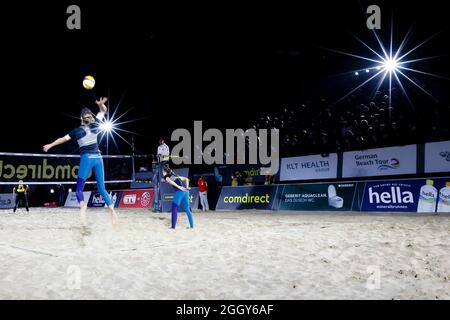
82,75,95,90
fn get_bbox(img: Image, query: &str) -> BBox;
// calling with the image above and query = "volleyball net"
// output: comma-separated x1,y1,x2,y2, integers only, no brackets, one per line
0,152,150,186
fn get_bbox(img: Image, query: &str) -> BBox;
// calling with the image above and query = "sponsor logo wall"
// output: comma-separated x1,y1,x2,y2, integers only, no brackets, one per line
0,193,15,209
278,183,358,211
215,177,450,213
424,140,450,174
64,191,92,208
362,177,450,213
216,185,280,210
190,164,268,186
0,154,132,183
63,187,198,211
118,189,154,209
88,191,123,208
343,145,417,178
280,154,338,181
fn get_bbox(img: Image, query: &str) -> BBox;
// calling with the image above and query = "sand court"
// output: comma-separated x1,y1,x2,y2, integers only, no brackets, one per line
0,208,449,300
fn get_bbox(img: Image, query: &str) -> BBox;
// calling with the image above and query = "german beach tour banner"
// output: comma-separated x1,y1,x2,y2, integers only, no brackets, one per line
342,145,417,178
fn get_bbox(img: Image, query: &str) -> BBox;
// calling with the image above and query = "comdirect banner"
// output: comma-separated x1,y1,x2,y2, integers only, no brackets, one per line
0,153,133,183
361,177,450,213
215,185,279,210
190,164,269,186
343,145,417,178
277,183,358,211
0,193,15,209
118,189,154,209
424,140,450,174
88,190,123,208
64,191,92,208
280,154,338,181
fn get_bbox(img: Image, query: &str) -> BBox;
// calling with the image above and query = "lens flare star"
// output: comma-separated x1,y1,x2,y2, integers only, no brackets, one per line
99,121,114,133
383,58,399,72
98,92,151,155
321,19,449,111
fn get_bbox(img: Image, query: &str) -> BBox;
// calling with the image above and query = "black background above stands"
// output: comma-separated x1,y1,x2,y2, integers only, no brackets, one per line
0,1,448,158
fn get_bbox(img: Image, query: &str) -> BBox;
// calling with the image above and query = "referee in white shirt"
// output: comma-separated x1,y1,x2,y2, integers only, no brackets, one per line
157,139,170,165
153,138,170,211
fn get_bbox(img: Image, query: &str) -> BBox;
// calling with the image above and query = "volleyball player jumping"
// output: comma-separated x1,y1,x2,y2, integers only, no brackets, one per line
42,97,118,227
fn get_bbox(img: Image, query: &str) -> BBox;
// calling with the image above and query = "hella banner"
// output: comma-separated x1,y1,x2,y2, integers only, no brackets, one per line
64,191,92,207
216,185,280,210
0,193,15,209
280,154,338,181
88,190,123,208
343,145,417,178
278,183,358,211
118,189,154,209
424,140,450,174
361,177,450,213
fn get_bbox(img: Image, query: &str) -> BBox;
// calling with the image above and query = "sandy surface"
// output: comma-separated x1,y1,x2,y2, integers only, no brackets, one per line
0,207,449,300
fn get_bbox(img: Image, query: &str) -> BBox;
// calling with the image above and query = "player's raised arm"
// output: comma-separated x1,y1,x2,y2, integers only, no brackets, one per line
95,97,108,120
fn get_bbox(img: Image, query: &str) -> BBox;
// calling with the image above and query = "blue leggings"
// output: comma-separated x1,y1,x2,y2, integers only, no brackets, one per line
76,153,112,206
172,190,194,229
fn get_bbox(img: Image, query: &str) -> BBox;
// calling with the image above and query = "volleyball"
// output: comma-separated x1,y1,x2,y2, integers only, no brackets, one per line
82,75,95,90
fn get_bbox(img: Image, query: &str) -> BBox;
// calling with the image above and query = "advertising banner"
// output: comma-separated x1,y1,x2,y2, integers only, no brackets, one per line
277,183,358,211
343,145,417,178
215,185,279,210
118,189,154,209
190,164,268,186
189,165,228,186
280,154,338,181
88,190,123,208
0,153,132,183
361,177,450,213
116,189,154,209
0,193,15,209
64,191,92,208
424,140,450,173
160,184,199,212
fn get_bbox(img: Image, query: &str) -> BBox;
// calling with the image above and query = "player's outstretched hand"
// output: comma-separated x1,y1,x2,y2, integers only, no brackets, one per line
95,97,108,106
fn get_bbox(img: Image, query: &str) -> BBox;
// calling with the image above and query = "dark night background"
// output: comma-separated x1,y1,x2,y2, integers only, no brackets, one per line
1,0,449,157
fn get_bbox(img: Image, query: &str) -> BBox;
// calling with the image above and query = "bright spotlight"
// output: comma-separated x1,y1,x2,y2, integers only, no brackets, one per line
68,188,72,193
366,69,370,73
100,121,114,132
321,18,445,110
50,189,55,194
384,58,399,72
